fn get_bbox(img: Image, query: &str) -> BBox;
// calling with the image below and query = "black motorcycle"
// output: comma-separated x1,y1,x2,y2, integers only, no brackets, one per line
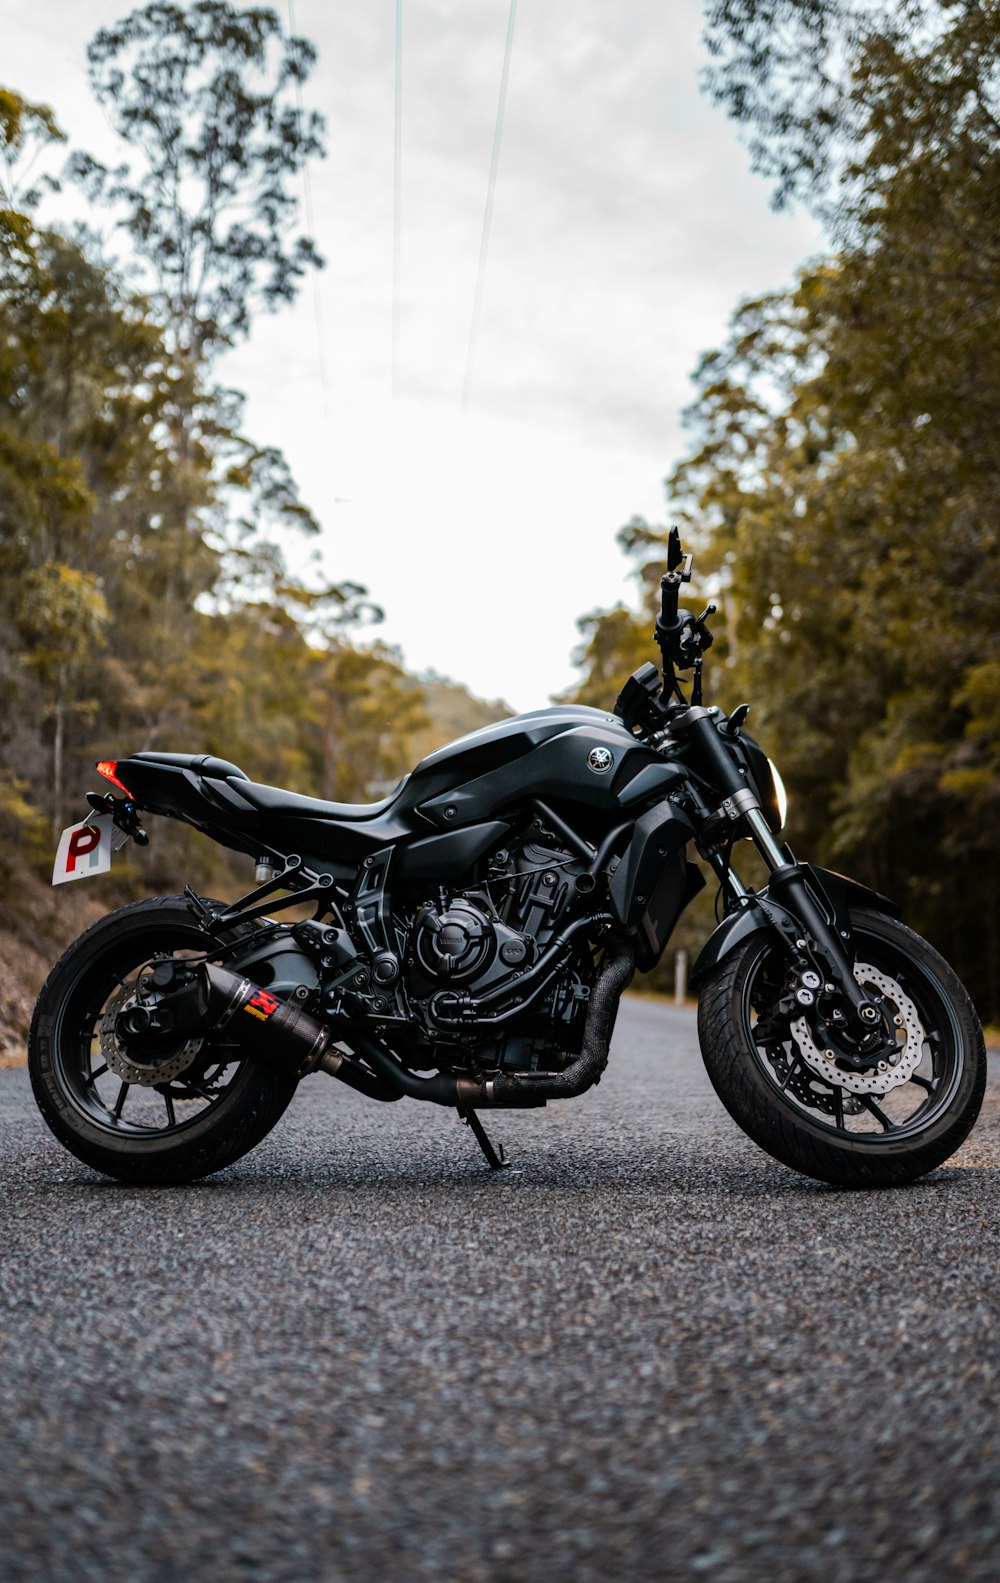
29,531,985,1187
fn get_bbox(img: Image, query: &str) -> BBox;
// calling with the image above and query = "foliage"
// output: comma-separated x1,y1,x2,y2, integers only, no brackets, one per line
572,1,1000,1014
71,0,324,360
0,10,504,918
701,0,1000,218
0,87,64,213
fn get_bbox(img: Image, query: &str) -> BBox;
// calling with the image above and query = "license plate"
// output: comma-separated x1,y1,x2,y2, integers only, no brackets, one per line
52,815,117,886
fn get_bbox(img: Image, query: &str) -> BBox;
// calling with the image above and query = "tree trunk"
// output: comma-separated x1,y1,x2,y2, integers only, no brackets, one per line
322,691,338,802
52,681,65,838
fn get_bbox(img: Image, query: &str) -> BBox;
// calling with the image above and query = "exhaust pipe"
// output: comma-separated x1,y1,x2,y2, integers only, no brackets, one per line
343,935,636,1109
137,937,635,1111
460,934,636,1108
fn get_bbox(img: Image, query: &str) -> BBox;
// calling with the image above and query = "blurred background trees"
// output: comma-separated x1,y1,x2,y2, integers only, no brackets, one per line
574,0,1000,1015
0,6,507,922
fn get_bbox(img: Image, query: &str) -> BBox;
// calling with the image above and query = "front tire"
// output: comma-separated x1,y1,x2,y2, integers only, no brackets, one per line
697,908,987,1188
29,896,299,1185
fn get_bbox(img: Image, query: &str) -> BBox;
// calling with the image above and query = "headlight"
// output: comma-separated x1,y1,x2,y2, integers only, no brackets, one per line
735,732,788,834
768,758,788,832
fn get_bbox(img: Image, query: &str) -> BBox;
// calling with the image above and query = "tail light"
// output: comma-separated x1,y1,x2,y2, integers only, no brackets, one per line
96,760,135,799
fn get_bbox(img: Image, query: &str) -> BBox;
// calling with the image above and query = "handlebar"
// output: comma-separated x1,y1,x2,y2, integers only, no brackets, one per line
654,527,714,703
656,527,693,641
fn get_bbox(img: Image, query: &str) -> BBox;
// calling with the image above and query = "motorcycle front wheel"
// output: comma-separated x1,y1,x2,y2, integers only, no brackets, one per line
29,896,299,1185
698,908,987,1188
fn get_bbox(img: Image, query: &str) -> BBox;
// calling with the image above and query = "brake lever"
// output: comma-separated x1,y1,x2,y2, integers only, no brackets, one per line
693,603,717,650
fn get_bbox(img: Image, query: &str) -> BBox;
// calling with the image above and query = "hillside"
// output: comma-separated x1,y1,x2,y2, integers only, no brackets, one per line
0,673,511,1068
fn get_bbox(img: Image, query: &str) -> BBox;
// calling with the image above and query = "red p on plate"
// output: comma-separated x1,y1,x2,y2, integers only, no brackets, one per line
66,826,101,870
52,816,113,886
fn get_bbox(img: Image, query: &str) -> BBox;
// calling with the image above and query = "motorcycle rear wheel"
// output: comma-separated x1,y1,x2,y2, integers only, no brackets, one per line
29,896,299,1185
698,908,987,1188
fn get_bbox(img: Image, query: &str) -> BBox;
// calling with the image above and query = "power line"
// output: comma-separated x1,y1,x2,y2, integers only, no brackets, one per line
393,0,403,399
462,0,518,413
287,0,331,416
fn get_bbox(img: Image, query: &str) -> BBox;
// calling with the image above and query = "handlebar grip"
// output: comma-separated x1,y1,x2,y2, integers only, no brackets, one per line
656,528,693,640
657,571,681,637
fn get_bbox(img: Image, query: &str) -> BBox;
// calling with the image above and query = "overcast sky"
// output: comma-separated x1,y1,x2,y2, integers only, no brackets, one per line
3,0,824,711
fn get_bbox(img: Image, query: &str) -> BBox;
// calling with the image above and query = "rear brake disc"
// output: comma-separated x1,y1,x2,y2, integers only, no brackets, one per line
100,981,203,1087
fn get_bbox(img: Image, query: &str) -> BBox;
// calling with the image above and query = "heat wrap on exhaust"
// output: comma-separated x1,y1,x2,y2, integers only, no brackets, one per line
464,933,636,1107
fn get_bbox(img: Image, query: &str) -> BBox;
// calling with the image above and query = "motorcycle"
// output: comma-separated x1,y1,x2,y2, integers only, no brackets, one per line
29,530,985,1187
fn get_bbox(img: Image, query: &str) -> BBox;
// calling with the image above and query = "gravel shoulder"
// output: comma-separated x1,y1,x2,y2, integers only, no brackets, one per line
1,998,998,1583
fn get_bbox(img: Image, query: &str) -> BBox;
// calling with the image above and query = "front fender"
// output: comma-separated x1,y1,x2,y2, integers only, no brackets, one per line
689,865,900,990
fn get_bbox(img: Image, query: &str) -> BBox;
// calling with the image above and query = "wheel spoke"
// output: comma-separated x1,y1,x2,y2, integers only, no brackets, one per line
909,1072,935,1092
832,1086,846,1128
84,1063,109,1087
112,1081,130,1118
184,1080,215,1103
162,1091,176,1127
860,1094,895,1131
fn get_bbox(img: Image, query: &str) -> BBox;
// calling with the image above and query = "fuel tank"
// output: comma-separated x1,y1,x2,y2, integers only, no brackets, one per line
402,705,674,827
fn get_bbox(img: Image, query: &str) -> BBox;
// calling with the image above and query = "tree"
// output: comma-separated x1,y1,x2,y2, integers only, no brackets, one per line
699,1,1000,1011
0,87,64,215
16,564,109,834
570,4,1000,1010
68,6,361,713
0,70,325,839
73,0,324,361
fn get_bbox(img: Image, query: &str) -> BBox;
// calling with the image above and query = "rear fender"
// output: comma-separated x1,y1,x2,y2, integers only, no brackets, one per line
114,754,248,821
111,755,276,864
689,865,900,990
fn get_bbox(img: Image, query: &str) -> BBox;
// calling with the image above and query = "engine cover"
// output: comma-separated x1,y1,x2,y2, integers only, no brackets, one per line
406,896,534,999
413,898,495,983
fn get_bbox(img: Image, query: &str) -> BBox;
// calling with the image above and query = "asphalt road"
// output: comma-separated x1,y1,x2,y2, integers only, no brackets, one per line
2,997,999,1583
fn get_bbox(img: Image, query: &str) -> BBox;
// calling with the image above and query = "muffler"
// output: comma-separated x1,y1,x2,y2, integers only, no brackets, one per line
125,958,399,1102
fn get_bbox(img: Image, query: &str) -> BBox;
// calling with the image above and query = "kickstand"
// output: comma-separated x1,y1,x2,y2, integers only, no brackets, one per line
457,1106,509,1171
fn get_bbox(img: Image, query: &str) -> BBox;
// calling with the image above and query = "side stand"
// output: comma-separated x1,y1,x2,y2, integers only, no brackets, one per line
457,1106,509,1171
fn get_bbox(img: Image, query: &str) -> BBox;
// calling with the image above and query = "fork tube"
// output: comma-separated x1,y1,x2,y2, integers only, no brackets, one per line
745,808,788,870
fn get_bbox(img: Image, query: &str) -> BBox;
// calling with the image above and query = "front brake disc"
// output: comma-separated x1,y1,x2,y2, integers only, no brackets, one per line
789,962,925,1096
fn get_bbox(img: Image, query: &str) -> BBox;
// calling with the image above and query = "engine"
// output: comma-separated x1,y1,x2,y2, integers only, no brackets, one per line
400,830,598,1071
286,827,602,1075
408,897,531,996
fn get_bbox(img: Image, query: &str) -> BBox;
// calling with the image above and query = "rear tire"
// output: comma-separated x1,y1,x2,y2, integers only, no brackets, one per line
697,908,987,1188
28,896,299,1185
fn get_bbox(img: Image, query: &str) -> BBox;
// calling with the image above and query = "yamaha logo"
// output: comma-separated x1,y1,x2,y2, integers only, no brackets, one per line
587,746,614,774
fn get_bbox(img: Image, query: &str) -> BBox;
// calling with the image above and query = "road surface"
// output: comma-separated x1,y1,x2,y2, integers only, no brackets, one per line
1,997,998,1582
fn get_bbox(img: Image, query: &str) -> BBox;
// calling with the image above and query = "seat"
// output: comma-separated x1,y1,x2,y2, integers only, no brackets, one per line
232,775,409,822
128,751,407,823
130,751,250,781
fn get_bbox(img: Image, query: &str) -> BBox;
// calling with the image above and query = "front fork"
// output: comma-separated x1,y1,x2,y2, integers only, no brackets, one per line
675,708,889,1067
711,815,889,1068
